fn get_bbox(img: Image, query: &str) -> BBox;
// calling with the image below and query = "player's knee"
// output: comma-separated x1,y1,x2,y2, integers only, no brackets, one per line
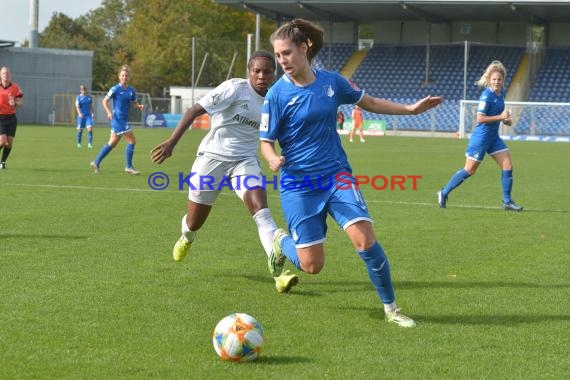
354,242,370,251
465,166,477,176
302,262,323,274
300,257,324,274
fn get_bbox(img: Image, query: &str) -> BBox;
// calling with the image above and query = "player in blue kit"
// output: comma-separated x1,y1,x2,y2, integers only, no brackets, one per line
260,18,442,327
75,84,94,148
91,64,144,174
437,60,523,211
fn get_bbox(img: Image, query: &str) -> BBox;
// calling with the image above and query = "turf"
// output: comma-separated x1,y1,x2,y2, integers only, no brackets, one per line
1,126,569,379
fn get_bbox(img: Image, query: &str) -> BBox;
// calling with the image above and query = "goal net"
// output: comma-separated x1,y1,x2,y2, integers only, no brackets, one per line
459,100,570,142
52,91,152,127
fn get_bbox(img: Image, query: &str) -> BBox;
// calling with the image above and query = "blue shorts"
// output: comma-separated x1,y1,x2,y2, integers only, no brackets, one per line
111,119,132,135
280,174,372,248
465,135,508,161
77,115,94,129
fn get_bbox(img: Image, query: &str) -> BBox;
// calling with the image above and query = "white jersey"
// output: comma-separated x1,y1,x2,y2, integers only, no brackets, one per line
196,78,264,161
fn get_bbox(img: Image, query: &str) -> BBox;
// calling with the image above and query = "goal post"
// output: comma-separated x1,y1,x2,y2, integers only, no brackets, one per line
459,100,570,142
52,91,153,127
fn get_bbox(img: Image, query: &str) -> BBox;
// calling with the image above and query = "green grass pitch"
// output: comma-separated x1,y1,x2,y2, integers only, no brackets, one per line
1,125,569,379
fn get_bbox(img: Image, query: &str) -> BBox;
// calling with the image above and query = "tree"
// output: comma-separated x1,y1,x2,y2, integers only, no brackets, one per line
38,0,133,91
76,0,134,91
125,0,275,96
38,0,276,96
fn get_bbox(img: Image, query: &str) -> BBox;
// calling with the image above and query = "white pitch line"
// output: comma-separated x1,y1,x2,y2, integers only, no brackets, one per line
2,182,566,213
2,182,174,193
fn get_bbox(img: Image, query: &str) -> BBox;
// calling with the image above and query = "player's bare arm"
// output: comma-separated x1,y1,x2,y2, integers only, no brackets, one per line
151,103,208,164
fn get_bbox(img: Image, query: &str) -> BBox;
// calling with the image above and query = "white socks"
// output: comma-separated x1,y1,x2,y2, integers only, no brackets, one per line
384,302,398,313
181,215,197,243
252,208,278,257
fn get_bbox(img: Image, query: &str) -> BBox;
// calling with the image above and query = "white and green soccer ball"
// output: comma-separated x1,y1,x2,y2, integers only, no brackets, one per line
212,313,264,362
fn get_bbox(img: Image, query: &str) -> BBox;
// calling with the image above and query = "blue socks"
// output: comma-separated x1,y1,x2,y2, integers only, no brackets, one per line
442,168,471,197
282,238,396,305
93,143,136,168
358,241,395,304
125,143,135,168
281,235,301,270
502,169,513,203
94,144,112,166
443,168,514,203
77,130,92,145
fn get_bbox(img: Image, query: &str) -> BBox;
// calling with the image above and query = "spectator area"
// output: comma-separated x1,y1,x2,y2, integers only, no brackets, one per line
315,43,570,135
315,44,526,132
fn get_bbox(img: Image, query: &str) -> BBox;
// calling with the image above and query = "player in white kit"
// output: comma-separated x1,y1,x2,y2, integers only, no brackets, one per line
151,51,298,293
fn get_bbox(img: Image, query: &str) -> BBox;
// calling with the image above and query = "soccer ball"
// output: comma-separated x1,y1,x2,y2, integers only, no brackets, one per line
212,313,264,362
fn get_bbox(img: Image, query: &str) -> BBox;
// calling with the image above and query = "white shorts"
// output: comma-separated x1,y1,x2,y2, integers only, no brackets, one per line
187,155,265,205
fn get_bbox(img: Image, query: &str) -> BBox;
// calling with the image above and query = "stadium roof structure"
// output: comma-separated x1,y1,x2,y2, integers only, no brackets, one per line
0,40,16,48
215,0,570,24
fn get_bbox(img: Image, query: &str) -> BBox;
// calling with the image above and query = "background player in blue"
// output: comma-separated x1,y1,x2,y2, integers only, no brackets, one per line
260,18,442,327
437,61,523,211
75,84,94,148
91,64,144,174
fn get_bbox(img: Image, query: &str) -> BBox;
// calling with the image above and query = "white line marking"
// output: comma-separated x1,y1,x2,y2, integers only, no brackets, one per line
2,183,567,212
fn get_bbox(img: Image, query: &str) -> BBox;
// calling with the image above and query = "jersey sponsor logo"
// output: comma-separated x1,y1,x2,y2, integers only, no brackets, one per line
232,113,259,130
260,113,269,131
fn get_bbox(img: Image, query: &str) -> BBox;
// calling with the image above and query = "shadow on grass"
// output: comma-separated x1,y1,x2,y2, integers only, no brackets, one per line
409,313,570,326
239,274,371,297
447,204,568,213
241,275,570,292
255,355,313,364
396,280,570,289
333,307,570,326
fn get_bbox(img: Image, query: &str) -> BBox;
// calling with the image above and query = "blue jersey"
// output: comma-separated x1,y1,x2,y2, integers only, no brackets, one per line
472,87,505,140
75,94,92,117
105,84,137,123
260,69,363,184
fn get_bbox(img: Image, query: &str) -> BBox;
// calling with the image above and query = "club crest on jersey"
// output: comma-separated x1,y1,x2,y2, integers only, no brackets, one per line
326,85,334,97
